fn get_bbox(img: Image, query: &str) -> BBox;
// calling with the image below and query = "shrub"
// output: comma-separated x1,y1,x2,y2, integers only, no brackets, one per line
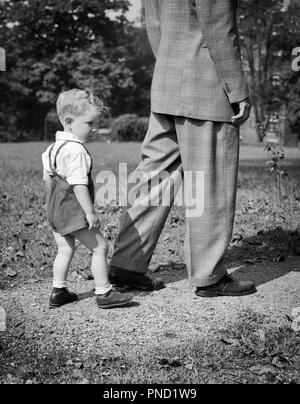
111,114,149,142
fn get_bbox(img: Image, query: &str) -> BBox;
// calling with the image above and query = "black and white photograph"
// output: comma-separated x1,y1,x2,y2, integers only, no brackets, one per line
0,0,299,387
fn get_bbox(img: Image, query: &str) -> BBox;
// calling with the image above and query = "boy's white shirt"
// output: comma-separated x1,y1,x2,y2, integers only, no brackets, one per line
42,131,92,186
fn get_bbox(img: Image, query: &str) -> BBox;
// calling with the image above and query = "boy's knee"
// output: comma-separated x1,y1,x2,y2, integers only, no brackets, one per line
58,245,75,257
94,240,108,257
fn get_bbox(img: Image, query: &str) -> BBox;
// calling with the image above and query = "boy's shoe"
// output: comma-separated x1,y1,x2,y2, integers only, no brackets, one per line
96,287,134,309
109,266,165,291
195,274,257,298
49,287,77,309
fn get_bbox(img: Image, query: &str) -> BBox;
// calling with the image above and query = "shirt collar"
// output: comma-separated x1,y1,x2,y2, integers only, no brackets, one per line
55,131,83,143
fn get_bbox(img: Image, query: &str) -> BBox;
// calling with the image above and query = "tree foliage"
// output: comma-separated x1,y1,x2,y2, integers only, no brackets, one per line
238,0,300,137
1,0,299,142
0,0,154,141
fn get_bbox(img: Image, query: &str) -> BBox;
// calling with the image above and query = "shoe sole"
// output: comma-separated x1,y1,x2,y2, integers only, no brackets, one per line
112,280,165,292
196,287,257,298
49,299,77,309
49,304,63,309
97,296,134,309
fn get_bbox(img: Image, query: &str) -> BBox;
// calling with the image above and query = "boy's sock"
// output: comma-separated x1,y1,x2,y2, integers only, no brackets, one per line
95,283,113,296
53,281,67,289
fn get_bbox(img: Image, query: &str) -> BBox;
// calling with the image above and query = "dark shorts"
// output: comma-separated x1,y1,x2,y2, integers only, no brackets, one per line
47,176,94,236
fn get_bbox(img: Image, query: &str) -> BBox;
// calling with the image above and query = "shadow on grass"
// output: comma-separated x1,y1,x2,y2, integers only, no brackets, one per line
151,229,300,288
76,289,95,301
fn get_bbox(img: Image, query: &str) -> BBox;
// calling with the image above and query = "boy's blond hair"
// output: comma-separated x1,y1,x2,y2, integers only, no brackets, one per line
56,89,104,123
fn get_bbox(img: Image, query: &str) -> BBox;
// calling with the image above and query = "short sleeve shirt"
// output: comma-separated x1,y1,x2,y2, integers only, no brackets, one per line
42,131,92,186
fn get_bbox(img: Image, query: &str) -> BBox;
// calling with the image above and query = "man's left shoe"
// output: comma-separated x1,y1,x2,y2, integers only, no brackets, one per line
109,266,165,291
49,287,78,308
195,274,257,298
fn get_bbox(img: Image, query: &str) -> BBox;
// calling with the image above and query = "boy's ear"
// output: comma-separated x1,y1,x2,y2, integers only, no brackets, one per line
64,116,73,127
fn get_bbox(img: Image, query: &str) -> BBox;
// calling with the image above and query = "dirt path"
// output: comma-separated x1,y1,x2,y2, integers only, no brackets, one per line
0,256,299,384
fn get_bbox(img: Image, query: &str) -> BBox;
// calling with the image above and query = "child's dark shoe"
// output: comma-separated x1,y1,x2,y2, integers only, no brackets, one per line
96,287,134,309
49,287,77,309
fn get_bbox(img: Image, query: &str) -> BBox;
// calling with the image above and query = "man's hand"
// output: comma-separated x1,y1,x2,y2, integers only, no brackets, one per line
86,212,100,231
231,97,252,126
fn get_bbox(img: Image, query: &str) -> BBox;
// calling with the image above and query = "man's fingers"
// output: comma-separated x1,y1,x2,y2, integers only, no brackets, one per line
232,102,251,125
232,102,246,121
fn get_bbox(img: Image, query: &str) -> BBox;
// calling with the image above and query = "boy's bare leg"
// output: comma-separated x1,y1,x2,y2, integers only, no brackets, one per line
72,228,135,309
49,232,77,308
52,231,75,288
72,228,111,294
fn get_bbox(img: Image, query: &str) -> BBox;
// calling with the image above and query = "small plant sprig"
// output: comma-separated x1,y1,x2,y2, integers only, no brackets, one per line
265,143,288,202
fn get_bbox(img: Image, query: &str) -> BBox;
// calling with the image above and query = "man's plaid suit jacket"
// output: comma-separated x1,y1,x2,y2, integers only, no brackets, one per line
143,0,249,122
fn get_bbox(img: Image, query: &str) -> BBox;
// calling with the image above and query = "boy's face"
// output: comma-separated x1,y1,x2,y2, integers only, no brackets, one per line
65,106,100,143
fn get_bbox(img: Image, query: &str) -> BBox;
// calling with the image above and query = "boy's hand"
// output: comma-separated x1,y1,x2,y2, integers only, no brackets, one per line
86,212,100,230
73,185,100,230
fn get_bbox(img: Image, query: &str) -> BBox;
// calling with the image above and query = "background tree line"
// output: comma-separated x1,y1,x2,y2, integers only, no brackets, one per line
0,0,155,141
238,0,300,140
0,0,299,142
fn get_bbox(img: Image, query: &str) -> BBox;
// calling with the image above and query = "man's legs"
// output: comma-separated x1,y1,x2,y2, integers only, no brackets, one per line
175,119,239,287
175,117,256,296
110,114,256,296
110,112,182,275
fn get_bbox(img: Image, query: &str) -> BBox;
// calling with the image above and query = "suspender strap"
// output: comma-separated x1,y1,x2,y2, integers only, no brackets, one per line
53,141,70,170
48,143,57,175
48,140,93,176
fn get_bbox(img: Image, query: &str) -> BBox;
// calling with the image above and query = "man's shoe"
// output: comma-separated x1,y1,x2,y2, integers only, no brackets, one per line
49,287,77,308
96,287,135,309
109,266,165,291
195,274,257,298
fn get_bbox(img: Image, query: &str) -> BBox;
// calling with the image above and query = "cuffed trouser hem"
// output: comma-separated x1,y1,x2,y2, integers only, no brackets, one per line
110,257,149,274
190,268,227,288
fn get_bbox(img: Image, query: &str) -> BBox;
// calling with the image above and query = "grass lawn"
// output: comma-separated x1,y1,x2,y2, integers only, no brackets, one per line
0,142,299,281
0,142,299,384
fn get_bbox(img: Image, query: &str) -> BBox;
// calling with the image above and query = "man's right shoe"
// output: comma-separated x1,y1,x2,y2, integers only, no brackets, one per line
49,287,77,309
109,266,165,291
96,287,135,309
195,274,257,298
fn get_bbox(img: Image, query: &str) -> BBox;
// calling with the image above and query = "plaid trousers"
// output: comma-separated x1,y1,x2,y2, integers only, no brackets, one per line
111,113,240,287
